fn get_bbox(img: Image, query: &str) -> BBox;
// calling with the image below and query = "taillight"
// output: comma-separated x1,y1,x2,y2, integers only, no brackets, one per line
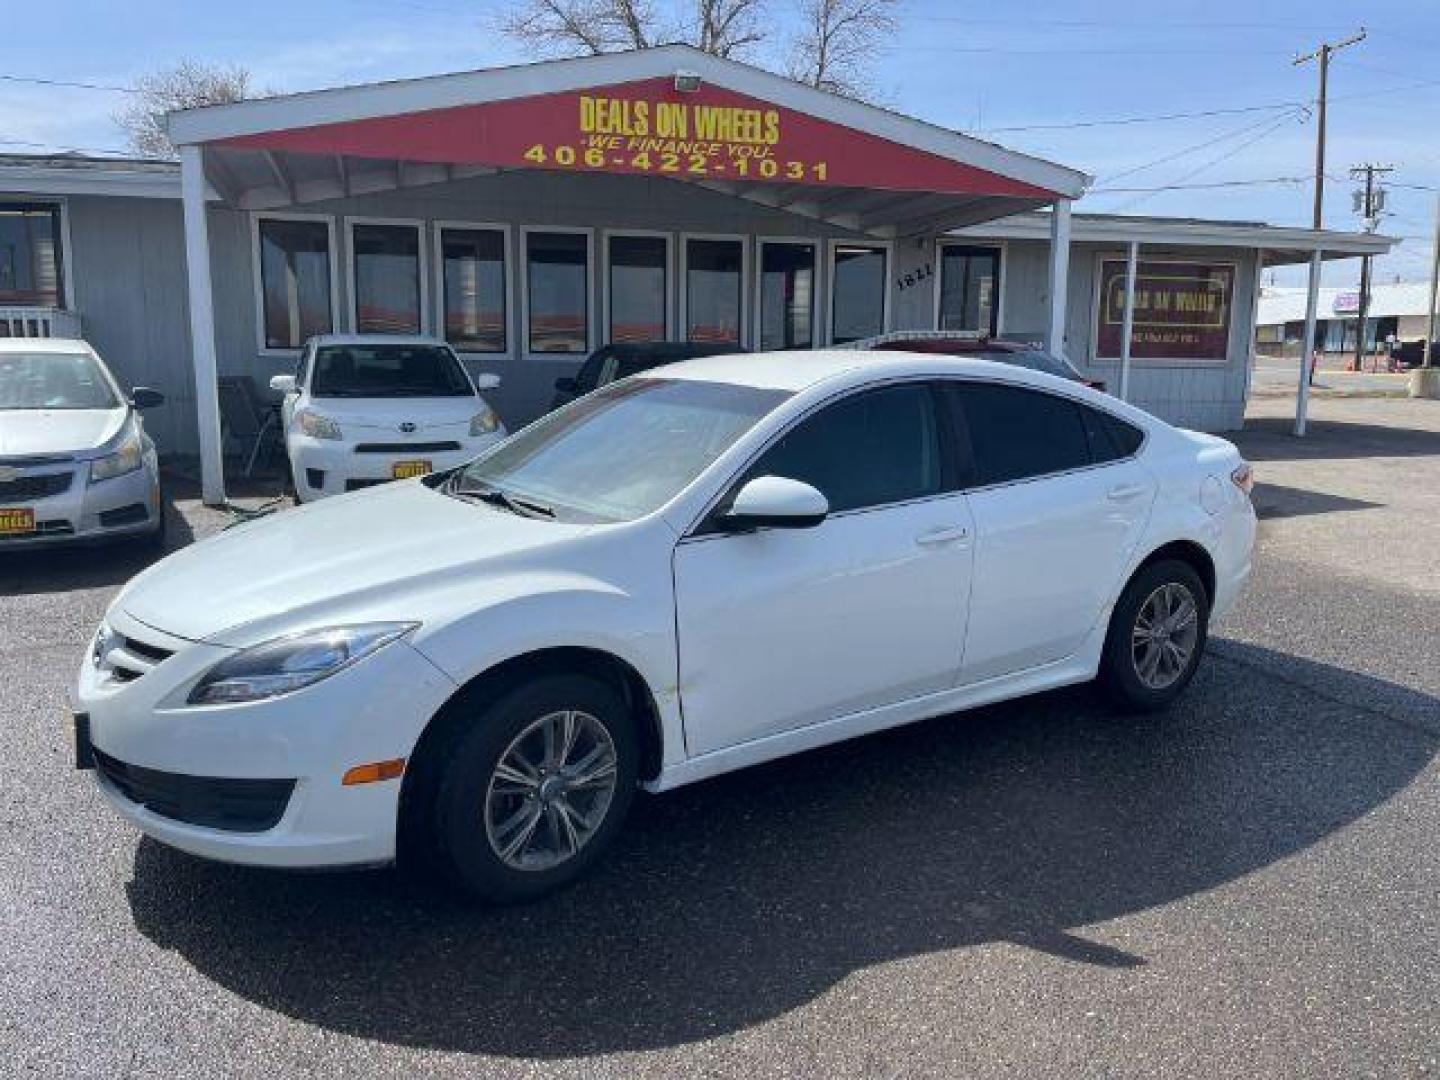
1231,462,1254,496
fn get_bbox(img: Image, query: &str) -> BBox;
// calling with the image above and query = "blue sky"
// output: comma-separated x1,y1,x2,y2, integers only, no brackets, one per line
4,0,1436,285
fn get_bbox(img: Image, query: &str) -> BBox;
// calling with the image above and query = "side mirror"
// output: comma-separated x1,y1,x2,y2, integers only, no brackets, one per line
130,386,165,410
554,376,578,394
473,373,502,391
717,476,828,532
268,374,297,394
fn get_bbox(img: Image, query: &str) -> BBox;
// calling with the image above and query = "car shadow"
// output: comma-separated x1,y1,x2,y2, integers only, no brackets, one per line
0,491,195,596
123,642,1437,1059
1251,482,1381,520
1236,415,1440,463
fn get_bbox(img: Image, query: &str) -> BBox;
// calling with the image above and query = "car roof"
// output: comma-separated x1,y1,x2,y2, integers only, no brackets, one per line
309,333,449,347
658,348,1067,394
0,336,97,355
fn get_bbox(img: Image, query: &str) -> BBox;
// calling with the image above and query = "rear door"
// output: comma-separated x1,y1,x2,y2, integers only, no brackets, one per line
943,382,1156,685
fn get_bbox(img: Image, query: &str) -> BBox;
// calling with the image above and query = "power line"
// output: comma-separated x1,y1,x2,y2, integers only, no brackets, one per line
1088,175,1311,195
979,101,1304,133
0,73,136,93
0,135,134,155
1099,107,1308,184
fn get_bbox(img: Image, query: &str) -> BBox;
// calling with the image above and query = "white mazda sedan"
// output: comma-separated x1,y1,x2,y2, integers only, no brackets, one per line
75,350,1255,902
271,335,505,501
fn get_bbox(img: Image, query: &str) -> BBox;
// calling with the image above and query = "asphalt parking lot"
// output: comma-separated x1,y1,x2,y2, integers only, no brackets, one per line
3,394,1437,1078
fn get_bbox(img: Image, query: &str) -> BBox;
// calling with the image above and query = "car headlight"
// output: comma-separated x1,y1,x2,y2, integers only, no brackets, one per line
470,403,501,436
88,428,143,484
297,409,343,440
187,622,417,705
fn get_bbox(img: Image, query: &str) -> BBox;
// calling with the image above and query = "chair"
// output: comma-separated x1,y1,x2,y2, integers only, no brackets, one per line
217,376,282,477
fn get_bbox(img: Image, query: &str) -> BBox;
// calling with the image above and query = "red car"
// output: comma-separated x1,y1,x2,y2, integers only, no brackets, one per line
844,332,1107,392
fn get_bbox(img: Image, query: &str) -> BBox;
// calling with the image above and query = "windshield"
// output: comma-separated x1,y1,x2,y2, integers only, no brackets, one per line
0,351,120,410
453,377,791,522
310,344,473,398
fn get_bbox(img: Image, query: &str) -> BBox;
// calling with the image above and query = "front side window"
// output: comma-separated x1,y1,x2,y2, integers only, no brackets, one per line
257,218,333,349
310,343,471,399
759,242,816,351
938,246,999,335
609,235,667,343
527,232,589,354
0,350,118,410
686,239,743,344
440,227,506,353
352,223,421,334
831,245,887,343
0,203,64,308
746,384,941,513
947,383,1092,486
456,377,789,522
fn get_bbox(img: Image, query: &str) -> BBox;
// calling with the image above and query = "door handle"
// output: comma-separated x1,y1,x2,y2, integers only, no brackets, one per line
1107,483,1148,502
915,525,970,546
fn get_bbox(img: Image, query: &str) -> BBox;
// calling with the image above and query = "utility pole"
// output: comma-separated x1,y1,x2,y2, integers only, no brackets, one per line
1349,162,1392,371
1426,193,1440,370
1294,29,1366,229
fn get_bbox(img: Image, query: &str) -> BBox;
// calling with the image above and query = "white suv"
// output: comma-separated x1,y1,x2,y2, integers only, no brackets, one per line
271,335,505,501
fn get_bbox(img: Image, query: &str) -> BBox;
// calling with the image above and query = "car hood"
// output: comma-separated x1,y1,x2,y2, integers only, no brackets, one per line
116,480,592,645
0,408,126,457
307,395,481,433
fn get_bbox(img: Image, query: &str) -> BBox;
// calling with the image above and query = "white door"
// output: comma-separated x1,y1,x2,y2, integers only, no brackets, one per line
674,383,975,757
945,382,1156,684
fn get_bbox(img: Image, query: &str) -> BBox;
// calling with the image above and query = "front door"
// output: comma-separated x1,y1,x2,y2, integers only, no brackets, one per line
673,382,975,757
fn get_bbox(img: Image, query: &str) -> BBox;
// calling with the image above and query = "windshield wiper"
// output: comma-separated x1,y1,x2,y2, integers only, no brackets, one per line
447,476,555,519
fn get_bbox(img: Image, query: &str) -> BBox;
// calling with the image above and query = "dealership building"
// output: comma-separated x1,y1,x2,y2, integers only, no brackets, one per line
0,45,1395,501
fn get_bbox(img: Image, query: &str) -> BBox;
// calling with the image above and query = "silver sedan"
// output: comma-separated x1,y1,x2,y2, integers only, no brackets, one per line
0,338,165,549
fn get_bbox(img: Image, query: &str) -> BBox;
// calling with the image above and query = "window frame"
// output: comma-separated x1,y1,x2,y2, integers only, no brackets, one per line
601,229,673,345
825,238,893,345
520,225,595,361
680,232,750,349
249,211,340,356
938,378,1149,493
932,241,1005,337
754,237,820,352
345,215,428,336
0,198,73,311
431,219,512,355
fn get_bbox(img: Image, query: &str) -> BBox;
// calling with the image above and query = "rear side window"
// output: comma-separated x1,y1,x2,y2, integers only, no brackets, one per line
947,383,1091,486
1080,405,1145,462
746,384,942,513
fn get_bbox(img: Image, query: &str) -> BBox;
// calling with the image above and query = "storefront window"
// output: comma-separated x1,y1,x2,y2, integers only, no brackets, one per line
938,245,999,335
527,232,590,354
759,242,816,350
686,238,743,344
831,245,887,343
257,218,332,350
352,222,421,334
0,203,64,308
608,235,667,342
440,227,506,353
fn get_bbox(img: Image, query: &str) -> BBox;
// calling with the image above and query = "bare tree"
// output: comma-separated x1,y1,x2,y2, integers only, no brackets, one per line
500,0,763,59
788,0,897,99
115,61,257,157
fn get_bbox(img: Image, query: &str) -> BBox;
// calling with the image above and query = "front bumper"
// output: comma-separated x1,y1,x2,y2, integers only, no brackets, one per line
289,432,506,501
75,608,458,868
0,456,161,549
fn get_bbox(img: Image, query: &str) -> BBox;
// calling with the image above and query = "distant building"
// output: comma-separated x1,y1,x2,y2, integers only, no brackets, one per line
1256,281,1434,356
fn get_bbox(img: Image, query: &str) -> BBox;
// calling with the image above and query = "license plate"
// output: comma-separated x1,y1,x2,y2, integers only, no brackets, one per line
0,508,35,535
391,460,432,479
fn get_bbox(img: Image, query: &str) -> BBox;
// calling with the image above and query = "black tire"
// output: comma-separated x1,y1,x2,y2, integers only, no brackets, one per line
420,674,638,903
1099,558,1210,713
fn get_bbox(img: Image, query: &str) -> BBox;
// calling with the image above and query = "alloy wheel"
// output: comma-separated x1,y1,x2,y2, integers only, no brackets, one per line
1130,582,1200,691
483,709,619,872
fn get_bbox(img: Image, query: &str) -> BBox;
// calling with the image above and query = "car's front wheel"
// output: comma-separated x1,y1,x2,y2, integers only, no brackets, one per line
1099,558,1209,712
427,674,638,903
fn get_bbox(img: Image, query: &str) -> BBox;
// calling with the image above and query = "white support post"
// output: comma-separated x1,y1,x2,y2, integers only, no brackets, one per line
180,145,226,505
1295,248,1323,437
1119,240,1139,402
1046,199,1073,358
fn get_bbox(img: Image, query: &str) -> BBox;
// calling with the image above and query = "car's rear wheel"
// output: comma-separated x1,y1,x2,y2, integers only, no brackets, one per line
1099,559,1209,712
426,674,638,903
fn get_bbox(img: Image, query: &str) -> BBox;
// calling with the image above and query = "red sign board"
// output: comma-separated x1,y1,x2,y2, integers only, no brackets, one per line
220,78,1058,198
1096,260,1235,362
